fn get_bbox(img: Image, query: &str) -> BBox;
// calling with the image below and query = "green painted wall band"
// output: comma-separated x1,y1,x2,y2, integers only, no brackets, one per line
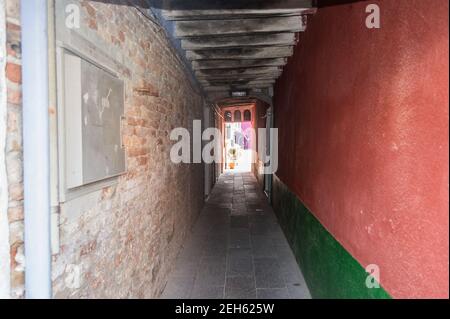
272,175,391,299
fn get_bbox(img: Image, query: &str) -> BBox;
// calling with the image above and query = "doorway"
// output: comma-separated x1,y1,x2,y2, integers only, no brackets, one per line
224,121,253,173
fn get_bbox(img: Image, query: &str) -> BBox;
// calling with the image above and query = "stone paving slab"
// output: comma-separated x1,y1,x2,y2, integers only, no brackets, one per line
161,172,311,299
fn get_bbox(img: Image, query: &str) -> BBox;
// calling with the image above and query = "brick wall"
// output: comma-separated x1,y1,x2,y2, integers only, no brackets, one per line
0,0,9,299
51,1,205,298
0,0,206,298
0,0,24,299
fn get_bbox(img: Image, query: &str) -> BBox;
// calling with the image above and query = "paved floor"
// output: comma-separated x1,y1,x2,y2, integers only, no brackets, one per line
161,172,311,299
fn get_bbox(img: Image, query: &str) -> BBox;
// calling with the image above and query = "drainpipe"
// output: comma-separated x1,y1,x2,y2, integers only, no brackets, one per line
21,0,52,299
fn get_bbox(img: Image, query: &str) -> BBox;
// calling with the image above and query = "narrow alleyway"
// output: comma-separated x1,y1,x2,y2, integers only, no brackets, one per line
161,173,310,299
0,0,447,300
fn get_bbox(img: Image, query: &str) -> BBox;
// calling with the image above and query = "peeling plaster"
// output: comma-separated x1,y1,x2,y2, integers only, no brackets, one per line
0,0,11,299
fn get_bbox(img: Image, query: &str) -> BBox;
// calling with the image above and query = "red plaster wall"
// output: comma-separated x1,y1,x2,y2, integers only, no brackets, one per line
274,0,449,298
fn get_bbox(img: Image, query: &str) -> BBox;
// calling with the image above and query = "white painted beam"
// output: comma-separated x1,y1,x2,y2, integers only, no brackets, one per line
181,33,296,50
186,46,294,61
203,79,276,87
199,74,280,82
204,83,274,91
163,8,310,21
192,58,287,70
196,66,282,77
159,0,314,11
175,16,305,38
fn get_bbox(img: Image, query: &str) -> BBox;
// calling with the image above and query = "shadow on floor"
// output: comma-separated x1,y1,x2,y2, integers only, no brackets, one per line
161,172,311,299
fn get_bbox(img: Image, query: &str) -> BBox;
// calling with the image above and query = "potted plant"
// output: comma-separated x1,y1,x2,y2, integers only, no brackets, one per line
228,147,237,169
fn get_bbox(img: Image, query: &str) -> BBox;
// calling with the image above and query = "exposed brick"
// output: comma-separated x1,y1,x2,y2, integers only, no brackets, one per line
49,1,205,299
118,30,125,43
81,2,97,18
88,19,97,30
1,0,25,299
8,206,24,223
7,87,21,104
10,269,24,289
6,62,21,84
6,22,20,32
9,221,23,246
8,183,23,201
0,0,205,299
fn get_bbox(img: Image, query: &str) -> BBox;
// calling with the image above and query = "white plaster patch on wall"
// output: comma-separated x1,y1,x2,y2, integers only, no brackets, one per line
0,0,11,299
64,264,82,291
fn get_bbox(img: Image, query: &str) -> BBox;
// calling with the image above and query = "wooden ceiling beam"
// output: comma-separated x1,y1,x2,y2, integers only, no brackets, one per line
186,46,294,60
192,58,287,70
175,16,305,38
181,33,296,50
